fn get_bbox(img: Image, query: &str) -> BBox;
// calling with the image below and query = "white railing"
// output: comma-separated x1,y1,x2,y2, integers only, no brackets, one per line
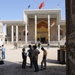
5,40,66,46
5,41,35,44
50,41,66,45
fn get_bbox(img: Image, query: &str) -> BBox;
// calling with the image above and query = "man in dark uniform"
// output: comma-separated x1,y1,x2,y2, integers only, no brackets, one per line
28,45,33,68
22,48,27,69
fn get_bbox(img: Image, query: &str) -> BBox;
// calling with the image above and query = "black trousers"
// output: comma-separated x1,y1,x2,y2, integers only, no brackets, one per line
22,57,27,68
33,59,39,71
41,58,46,69
29,57,33,67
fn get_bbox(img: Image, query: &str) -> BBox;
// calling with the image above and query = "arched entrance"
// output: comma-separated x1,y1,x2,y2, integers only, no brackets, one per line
37,20,48,43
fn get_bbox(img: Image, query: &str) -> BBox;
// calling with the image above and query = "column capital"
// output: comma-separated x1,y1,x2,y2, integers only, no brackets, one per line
48,15,50,18
35,14,37,16
35,15,37,19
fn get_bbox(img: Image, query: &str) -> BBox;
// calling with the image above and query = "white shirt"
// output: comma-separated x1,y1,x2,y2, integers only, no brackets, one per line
2,47,5,52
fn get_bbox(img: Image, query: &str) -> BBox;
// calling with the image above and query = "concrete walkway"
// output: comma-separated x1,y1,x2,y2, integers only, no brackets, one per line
0,44,66,75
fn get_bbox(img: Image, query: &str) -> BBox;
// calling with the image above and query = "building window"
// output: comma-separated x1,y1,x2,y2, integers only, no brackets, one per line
19,39,21,41
5,38,7,41
19,32,21,35
14,32,16,36
23,30,29,35
60,30,63,35
27,32,29,35
23,31,25,35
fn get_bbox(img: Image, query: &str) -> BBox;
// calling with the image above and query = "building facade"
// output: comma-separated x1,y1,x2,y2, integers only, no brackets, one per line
0,9,66,45
0,22,4,46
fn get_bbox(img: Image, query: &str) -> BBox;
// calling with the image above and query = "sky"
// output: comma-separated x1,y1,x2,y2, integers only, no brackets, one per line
0,0,65,20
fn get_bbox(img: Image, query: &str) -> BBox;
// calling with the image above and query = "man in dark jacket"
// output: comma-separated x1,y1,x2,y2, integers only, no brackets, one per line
28,45,33,68
22,48,27,69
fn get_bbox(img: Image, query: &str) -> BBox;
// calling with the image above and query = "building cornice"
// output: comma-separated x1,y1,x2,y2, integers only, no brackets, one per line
24,9,61,15
0,20,25,24
60,20,66,25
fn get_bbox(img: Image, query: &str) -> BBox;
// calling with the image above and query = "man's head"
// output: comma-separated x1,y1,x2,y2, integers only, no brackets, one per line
2,45,4,47
29,45,31,48
33,45,37,49
41,47,44,51
22,48,25,51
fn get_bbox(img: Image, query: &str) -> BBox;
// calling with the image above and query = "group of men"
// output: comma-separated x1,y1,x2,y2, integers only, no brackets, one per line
22,44,47,72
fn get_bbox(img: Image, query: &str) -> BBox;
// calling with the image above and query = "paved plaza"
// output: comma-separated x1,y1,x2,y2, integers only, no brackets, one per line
0,44,66,75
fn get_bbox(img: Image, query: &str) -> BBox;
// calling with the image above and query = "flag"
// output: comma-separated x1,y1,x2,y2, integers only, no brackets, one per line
28,5,30,8
57,4,59,8
38,2,44,9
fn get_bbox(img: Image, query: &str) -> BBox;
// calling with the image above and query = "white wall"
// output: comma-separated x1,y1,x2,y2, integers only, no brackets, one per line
0,22,4,45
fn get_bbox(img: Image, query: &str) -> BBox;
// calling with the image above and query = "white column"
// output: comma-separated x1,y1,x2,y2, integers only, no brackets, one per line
6,24,8,44
16,25,18,43
25,24,27,43
3,24,5,44
11,25,14,43
25,15,28,44
48,15,50,44
35,15,37,43
58,23,60,47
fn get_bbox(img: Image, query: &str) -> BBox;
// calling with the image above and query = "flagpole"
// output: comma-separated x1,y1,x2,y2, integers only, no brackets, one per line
56,4,60,8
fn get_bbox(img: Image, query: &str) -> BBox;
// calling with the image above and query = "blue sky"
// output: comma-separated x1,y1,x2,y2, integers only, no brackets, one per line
0,0,65,20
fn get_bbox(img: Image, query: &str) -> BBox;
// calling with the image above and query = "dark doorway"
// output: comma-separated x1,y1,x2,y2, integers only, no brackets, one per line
40,37,46,43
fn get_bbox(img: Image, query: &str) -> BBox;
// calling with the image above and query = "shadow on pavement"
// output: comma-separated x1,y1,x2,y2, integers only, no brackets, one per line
46,59,60,64
0,60,66,75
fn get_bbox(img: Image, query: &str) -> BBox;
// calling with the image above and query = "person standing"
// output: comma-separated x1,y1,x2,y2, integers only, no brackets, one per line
27,44,33,68
0,46,4,64
41,47,47,70
22,48,27,69
1,45,6,59
33,45,40,72
47,43,50,49
0,46,2,59
14,42,18,49
38,42,41,49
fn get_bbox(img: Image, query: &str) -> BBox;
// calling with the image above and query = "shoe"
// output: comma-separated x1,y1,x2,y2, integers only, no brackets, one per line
40,68,43,70
34,71,38,72
43,68,46,70
22,66,26,69
29,66,33,68
22,67,26,69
